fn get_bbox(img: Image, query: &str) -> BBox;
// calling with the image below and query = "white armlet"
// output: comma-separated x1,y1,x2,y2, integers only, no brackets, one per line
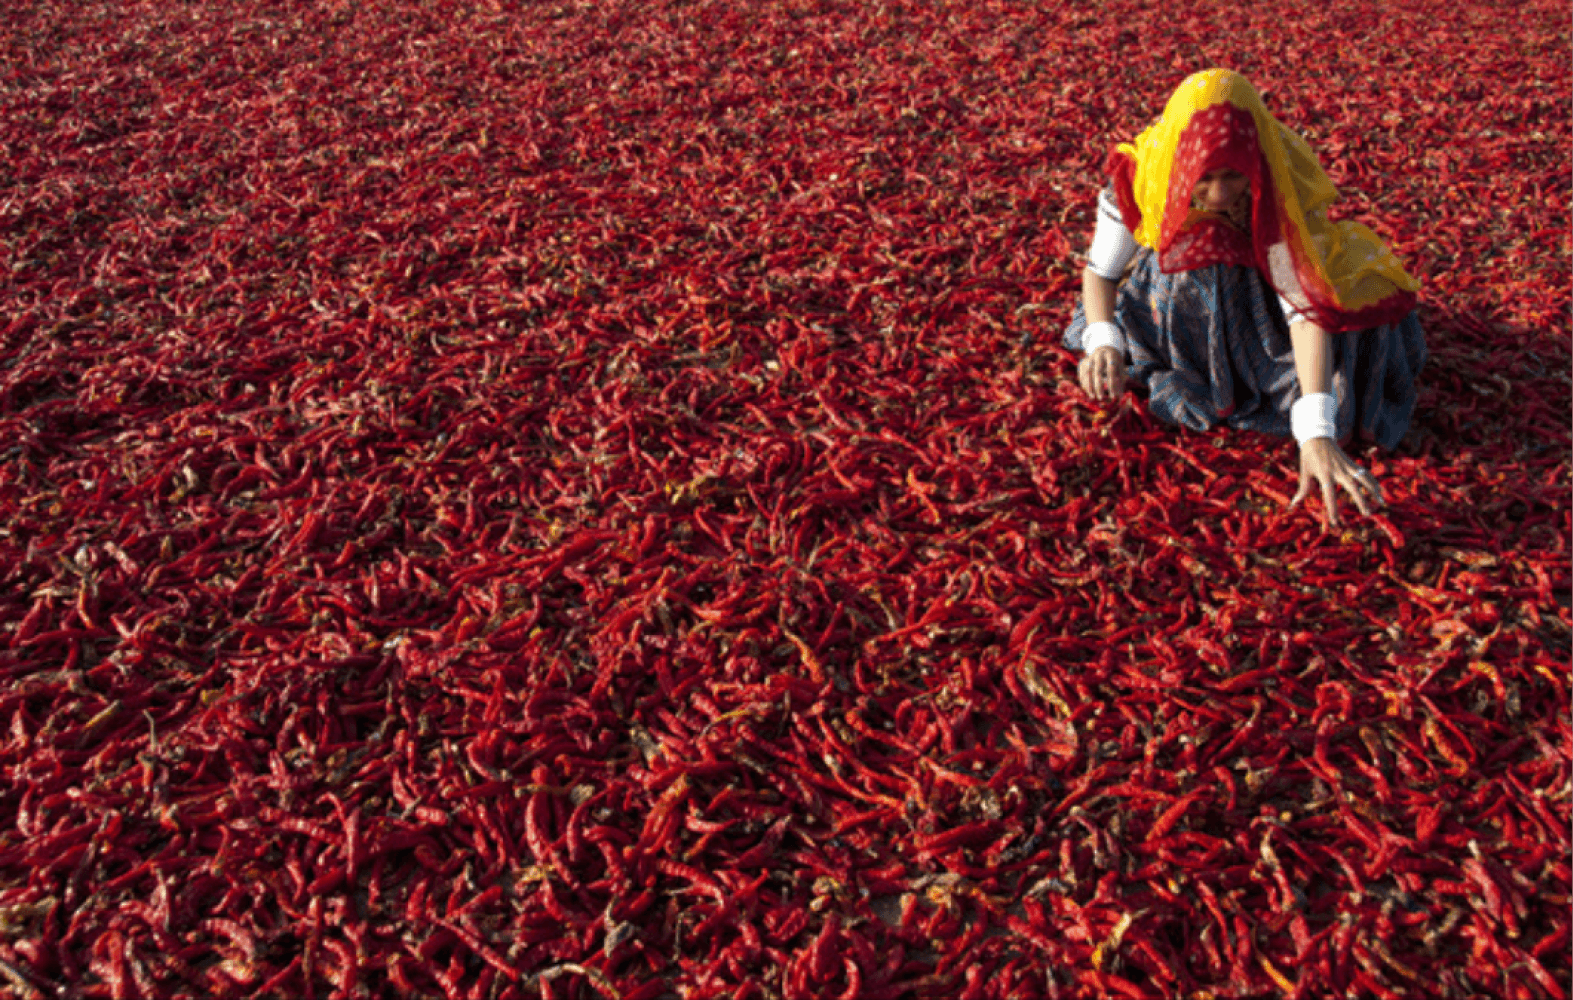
1083,321,1126,356
1291,392,1337,444
1087,189,1137,281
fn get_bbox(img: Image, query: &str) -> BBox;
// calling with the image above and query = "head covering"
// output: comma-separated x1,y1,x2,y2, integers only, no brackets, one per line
1107,69,1418,333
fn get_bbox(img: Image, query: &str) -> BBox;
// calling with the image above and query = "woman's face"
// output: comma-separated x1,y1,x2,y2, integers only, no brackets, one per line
1194,168,1249,212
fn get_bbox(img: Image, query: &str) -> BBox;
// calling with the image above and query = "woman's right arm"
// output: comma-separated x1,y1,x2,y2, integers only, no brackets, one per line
1083,267,1118,326
1078,186,1134,401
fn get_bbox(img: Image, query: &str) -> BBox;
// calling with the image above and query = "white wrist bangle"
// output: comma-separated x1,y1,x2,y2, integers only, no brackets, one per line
1083,321,1126,357
1291,392,1338,444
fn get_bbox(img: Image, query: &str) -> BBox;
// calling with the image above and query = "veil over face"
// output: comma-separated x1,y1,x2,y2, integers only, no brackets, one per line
1107,69,1418,333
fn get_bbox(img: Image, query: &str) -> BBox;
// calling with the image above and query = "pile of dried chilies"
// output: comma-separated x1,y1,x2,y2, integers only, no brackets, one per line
0,0,1568,997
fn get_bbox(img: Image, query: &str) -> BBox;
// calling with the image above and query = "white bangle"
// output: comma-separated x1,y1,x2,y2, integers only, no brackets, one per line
1083,321,1126,357
1291,392,1337,444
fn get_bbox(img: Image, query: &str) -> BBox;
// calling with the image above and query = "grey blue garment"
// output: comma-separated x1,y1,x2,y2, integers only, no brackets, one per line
1064,247,1427,449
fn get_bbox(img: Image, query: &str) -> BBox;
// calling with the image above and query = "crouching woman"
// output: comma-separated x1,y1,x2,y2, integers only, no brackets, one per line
1064,68,1427,526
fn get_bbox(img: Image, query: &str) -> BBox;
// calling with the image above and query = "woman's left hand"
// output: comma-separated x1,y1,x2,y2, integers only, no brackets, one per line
1291,437,1383,527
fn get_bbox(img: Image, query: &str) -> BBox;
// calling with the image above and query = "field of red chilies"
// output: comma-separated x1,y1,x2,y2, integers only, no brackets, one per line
1,0,1568,997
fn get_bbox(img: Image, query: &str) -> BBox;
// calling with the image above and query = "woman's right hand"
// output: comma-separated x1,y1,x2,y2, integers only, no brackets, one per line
1078,346,1127,402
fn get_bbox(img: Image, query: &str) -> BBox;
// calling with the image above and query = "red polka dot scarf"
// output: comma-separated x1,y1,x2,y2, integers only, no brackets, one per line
1106,69,1419,333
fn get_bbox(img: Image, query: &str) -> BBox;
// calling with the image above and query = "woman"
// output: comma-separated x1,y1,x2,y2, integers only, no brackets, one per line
1063,68,1426,527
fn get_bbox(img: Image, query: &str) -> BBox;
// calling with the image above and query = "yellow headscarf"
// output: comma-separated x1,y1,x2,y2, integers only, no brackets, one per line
1108,69,1418,332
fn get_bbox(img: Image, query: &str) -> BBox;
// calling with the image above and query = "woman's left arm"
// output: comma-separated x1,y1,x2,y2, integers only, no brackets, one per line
1288,320,1383,526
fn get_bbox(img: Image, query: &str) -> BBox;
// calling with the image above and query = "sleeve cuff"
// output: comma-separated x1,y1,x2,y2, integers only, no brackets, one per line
1087,189,1137,281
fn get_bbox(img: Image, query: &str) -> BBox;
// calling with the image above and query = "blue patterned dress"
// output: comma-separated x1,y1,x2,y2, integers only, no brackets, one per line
1063,247,1427,450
